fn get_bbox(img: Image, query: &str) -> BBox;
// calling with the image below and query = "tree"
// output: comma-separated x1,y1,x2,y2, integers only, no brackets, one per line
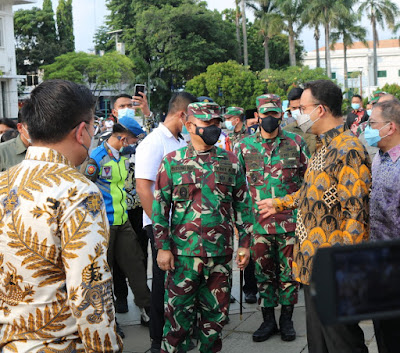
241,0,249,66
57,0,75,53
330,13,367,91
358,0,399,86
93,25,115,54
302,8,322,67
14,3,60,76
41,52,135,97
235,1,243,62
186,61,265,109
303,0,349,77
275,0,305,66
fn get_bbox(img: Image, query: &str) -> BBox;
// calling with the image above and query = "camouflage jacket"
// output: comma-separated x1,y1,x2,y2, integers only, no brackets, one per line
152,143,254,257
228,123,248,150
236,128,310,235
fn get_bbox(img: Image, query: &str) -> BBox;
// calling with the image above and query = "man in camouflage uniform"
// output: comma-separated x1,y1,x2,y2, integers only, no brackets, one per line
236,94,310,343
224,106,247,149
152,102,255,353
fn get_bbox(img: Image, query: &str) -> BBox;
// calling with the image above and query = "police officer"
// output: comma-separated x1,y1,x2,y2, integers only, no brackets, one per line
236,94,310,342
152,102,255,353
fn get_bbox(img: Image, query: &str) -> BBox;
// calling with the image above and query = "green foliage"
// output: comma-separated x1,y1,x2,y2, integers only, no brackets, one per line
93,25,115,54
259,66,330,99
41,52,134,94
186,61,265,109
57,0,75,53
379,83,400,100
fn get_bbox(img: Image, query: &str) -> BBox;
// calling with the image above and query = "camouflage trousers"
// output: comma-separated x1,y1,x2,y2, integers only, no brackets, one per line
251,232,298,307
161,255,232,353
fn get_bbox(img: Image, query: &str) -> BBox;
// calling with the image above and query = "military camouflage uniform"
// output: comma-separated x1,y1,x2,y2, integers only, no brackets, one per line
224,107,248,150
152,102,254,353
236,95,310,308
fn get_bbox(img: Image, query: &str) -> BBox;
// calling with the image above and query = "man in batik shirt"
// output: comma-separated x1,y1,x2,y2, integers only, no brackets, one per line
0,80,122,352
152,102,254,353
236,94,309,343
259,80,371,353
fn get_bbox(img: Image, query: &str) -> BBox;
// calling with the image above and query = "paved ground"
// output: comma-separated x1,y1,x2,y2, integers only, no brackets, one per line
116,256,379,353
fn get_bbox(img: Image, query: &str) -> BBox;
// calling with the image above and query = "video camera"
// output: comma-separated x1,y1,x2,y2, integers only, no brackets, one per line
310,240,400,325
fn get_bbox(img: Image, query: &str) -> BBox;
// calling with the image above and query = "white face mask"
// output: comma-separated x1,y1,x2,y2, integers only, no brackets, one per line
118,108,135,119
291,109,300,120
22,126,33,145
297,105,320,134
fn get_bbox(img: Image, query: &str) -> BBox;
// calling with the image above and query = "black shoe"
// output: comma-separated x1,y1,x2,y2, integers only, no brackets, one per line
245,292,257,304
252,307,279,342
115,299,129,313
279,305,296,341
230,294,235,303
140,306,150,327
116,321,125,339
150,341,161,353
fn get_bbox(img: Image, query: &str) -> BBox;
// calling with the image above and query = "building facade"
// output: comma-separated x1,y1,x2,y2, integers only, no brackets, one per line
0,0,33,119
303,39,400,99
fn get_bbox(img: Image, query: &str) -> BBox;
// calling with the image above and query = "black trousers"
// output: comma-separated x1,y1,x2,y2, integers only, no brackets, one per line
373,318,400,353
303,285,368,353
113,207,149,303
146,225,166,346
108,220,150,308
243,256,258,295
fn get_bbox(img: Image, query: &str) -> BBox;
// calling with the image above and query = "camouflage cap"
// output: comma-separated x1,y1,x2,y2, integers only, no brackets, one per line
187,102,222,121
256,94,282,114
224,106,244,119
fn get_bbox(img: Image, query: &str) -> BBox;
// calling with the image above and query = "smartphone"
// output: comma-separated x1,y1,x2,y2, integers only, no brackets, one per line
133,84,146,106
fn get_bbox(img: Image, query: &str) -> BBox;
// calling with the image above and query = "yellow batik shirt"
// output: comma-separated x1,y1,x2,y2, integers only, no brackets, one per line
0,147,123,353
272,126,371,285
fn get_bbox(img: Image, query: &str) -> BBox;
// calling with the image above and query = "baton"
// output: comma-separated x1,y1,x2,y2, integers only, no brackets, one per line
238,251,245,320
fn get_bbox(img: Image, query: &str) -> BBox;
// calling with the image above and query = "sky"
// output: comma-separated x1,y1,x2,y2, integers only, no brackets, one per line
13,0,400,53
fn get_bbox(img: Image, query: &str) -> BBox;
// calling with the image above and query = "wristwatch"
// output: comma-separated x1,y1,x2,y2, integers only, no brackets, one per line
144,112,154,119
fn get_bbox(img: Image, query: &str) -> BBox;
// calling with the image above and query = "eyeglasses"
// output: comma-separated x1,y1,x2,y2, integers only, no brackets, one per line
367,120,390,128
299,104,320,114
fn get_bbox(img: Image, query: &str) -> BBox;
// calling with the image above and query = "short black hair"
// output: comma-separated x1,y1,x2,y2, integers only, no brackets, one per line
1,129,19,142
23,79,95,143
303,80,343,118
112,123,135,138
0,118,17,130
352,94,362,101
287,87,303,102
168,92,197,115
113,93,132,107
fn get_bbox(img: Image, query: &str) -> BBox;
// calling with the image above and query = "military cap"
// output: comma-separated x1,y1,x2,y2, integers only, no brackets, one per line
256,94,282,114
119,116,146,137
197,96,214,103
224,106,244,119
187,102,222,121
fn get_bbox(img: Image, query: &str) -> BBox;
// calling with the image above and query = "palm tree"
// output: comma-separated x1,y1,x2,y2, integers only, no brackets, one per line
358,0,399,86
275,0,305,66
330,13,368,91
235,0,242,63
241,0,249,66
303,0,349,77
302,8,322,67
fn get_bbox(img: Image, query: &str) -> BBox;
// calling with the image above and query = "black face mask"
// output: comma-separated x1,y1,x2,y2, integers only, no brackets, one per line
248,124,259,135
260,115,282,133
194,124,221,146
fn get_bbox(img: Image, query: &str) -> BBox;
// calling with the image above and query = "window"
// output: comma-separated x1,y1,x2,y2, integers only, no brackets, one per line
378,70,387,78
331,72,336,79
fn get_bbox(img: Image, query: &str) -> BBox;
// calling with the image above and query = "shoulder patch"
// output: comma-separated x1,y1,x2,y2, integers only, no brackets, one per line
85,163,97,177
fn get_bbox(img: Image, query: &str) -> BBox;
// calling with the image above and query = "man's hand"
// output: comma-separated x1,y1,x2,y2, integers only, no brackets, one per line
236,247,250,269
157,249,175,271
132,92,151,117
257,199,277,219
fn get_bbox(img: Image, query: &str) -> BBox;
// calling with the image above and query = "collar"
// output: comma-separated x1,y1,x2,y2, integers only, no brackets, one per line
105,142,119,160
318,124,344,147
380,143,400,163
255,127,286,143
159,122,184,141
185,142,218,159
234,122,247,135
25,146,74,167
15,134,28,155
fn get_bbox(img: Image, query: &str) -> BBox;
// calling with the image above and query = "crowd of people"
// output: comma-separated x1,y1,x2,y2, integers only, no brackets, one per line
0,78,398,353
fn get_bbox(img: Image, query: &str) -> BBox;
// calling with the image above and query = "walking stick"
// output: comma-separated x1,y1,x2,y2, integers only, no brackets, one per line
238,251,245,320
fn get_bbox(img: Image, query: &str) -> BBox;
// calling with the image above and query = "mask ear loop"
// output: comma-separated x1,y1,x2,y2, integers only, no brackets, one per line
76,122,91,153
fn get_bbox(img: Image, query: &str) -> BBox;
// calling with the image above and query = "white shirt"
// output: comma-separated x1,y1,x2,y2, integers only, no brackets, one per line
135,123,187,226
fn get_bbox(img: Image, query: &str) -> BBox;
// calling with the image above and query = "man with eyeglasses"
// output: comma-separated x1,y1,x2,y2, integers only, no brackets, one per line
0,79,123,351
258,80,371,353
365,99,400,352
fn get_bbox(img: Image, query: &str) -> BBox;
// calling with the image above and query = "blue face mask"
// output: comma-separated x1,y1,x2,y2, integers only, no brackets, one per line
367,109,372,116
118,108,135,119
351,103,360,110
364,123,389,147
225,120,235,131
